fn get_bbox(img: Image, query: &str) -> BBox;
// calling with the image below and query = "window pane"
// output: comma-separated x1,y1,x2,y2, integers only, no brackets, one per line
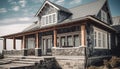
67,36,73,46
98,32,101,47
57,37,59,47
61,37,65,46
94,32,97,47
53,14,56,23
74,35,79,47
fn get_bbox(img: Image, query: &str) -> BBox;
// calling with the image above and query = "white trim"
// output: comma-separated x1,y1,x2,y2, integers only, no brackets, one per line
93,27,108,49
35,1,59,16
41,13,57,26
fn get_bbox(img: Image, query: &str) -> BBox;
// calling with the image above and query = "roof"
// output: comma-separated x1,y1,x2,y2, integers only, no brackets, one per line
24,0,107,32
112,25,120,33
35,0,71,16
112,16,120,25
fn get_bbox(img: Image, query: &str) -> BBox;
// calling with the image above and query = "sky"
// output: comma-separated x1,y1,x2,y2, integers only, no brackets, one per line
0,0,120,52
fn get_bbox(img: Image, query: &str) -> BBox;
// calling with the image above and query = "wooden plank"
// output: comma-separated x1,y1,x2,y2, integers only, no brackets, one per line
22,36,26,49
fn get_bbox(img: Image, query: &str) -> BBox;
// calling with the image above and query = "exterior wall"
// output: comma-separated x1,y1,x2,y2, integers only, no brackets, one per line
52,47,85,56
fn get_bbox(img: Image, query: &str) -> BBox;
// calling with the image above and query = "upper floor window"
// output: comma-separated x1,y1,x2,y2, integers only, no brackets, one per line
101,10,107,23
41,13,57,26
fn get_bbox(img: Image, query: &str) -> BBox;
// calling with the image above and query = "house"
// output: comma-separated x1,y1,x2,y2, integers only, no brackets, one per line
1,0,118,68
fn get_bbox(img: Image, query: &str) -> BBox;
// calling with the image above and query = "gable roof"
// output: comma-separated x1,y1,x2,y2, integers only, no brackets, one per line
69,0,106,19
24,0,107,32
35,0,71,16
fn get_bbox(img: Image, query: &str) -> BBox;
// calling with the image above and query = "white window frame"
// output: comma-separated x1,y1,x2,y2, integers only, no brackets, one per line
94,27,108,49
41,13,57,26
101,10,107,23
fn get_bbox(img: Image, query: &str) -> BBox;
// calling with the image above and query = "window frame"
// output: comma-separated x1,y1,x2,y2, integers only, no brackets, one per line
41,13,57,26
94,27,108,49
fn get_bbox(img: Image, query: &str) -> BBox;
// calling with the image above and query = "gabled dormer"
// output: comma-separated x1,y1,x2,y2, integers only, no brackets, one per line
35,0,71,26
96,0,113,25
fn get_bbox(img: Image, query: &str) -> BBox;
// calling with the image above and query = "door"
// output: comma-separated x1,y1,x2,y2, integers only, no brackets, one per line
42,37,52,55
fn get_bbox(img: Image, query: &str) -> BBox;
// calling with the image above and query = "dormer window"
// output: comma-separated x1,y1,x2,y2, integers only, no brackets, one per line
101,10,107,23
41,13,57,26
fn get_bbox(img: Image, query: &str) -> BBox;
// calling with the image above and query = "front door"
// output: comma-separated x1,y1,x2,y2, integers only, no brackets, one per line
42,37,52,55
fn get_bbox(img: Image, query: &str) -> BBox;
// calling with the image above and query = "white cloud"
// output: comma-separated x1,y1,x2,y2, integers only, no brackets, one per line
0,17,33,24
12,6,20,11
0,8,7,13
70,0,82,5
19,0,26,7
55,0,65,5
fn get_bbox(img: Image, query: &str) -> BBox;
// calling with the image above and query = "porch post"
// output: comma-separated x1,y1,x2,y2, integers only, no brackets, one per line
54,29,57,47
22,35,27,56
35,33,39,48
13,37,16,49
35,33,41,56
81,24,86,46
22,35,26,49
3,38,6,50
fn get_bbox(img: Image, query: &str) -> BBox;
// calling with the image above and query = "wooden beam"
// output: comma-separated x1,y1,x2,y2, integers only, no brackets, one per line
3,38,6,50
54,29,57,47
22,35,26,49
81,24,86,46
13,37,16,49
35,33,39,48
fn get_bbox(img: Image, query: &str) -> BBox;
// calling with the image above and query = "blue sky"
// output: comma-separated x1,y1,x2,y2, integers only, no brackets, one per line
0,0,120,52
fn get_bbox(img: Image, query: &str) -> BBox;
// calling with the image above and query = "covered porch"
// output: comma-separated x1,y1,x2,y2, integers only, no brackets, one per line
2,20,87,56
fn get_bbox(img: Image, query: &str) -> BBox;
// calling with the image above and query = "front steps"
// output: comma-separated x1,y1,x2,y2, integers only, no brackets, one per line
0,56,54,69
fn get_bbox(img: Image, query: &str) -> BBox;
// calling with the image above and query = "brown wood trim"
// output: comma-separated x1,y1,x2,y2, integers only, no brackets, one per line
22,36,26,49
54,29,57,47
13,37,16,49
81,24,86,46
3,38,6,50
35,33,39,48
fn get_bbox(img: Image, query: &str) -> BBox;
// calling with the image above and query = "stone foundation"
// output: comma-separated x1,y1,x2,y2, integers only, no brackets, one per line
3,50,22,56
52,47,86,56
55,56,85,69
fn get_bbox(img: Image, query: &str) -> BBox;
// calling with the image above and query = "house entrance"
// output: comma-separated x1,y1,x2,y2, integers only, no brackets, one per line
42,36,52,55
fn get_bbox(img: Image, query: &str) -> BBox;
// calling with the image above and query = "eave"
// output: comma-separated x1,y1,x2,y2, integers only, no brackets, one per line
0,16,116,39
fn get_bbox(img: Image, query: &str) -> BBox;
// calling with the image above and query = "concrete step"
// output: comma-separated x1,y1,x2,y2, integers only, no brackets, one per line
12,60,36,64
0,63,34,69
19,58,42,63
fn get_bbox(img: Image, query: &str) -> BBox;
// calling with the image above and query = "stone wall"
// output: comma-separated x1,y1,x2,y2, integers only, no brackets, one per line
3,50,22,56
52,47,86,56
55,56,85,69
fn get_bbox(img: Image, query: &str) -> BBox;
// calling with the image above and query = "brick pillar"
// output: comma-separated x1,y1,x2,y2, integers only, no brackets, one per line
3,38,6,50
13,37,16,49
54,29,57,47
81,24,86,46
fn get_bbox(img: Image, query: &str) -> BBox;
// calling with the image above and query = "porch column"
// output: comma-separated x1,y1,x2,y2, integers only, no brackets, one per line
3,38,6,50
35,33,39,48
54,29,57,47
81,24,86,46
22,35,26,49
22,35,27,56
35,33,41,56
13,37,16,49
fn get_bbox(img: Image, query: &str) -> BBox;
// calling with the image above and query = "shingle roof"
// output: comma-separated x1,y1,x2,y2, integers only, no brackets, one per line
23,0,107,32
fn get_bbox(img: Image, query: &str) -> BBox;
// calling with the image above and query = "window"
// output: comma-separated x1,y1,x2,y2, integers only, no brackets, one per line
41,13,57,26
61,37,65,46
94,27,108,49
67,36,73,46
74,35,79,47
101,10,107,23
57,37,59,47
